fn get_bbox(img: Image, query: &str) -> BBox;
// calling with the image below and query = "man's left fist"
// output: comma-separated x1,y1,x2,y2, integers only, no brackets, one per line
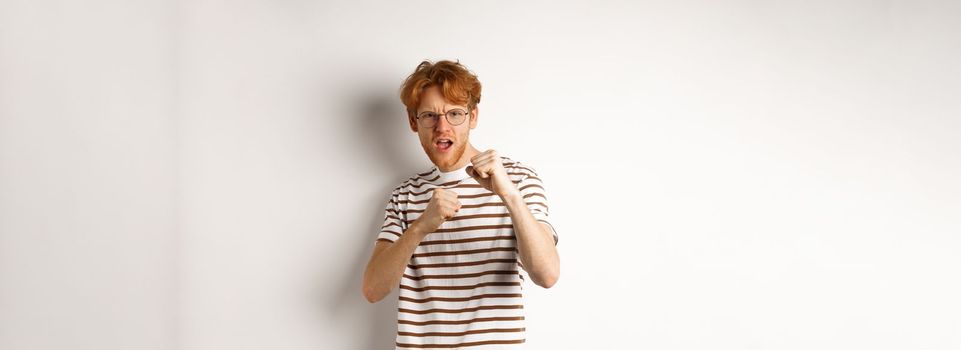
465,149,520,199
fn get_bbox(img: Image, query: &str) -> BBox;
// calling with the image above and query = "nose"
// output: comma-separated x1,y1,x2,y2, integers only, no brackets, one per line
433,113,453,131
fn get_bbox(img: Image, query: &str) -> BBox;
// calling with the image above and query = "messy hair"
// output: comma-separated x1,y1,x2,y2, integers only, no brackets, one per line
399,59,482,119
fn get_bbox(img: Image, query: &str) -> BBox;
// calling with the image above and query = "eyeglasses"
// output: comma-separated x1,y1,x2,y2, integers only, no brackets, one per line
416,108,470,128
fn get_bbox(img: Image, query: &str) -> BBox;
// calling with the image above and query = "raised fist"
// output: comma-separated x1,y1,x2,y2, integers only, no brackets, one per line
416,187,461,232
466,149,521,199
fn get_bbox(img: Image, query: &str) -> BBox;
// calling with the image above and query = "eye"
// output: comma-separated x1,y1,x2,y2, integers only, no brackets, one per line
450,110,467,117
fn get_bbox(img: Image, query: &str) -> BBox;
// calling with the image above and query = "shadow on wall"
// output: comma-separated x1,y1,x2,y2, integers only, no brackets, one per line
322,87,424,350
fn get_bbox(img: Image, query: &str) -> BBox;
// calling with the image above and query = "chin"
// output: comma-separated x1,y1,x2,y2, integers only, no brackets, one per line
424,143,464,168
429,153,454,168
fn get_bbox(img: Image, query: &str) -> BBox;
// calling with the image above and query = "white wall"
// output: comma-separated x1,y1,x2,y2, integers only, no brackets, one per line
2,0,959,349
0,0,179,349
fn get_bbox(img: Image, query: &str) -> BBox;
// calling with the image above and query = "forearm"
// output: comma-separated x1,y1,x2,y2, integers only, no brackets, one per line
363,221,429,302
502,193,560,288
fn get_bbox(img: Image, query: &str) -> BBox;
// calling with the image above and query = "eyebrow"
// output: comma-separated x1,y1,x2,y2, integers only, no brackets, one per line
418,106,467,113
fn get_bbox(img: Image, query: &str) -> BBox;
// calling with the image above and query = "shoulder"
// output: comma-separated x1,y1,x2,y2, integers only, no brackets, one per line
500,156,540,178
393,166,438,191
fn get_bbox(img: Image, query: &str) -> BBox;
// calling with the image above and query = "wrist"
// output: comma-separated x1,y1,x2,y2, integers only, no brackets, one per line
409,219,435,237
500,191,525,209
499,188,523,202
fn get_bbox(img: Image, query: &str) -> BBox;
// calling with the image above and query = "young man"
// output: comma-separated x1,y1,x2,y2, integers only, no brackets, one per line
362,59,560,349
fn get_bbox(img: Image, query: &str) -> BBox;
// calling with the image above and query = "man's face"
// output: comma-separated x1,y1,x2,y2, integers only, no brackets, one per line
409,85,478,170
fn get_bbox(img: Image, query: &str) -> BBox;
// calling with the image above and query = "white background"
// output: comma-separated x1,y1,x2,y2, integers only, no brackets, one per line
1,0,959,349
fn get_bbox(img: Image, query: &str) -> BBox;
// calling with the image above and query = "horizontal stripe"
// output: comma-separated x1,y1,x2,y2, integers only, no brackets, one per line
399,293,522,304
396,195,543,215
404,202,507,214
398,316,525,326
433,224,513,233
517,183,543,192
408,258,517,270
408,178,461,190
395,175,440,193
526,202,549,210
400,172,534,195
506,171,532,177
396,339,525,348
399,304,523,315
523,192,546,200
405,174,441,187
404,184,479,197
418,235,514,246
400,191,494,205
402,180,525,197
411,247,515,259
398,327,525,337
403,270,517,281
403,213,509,224
391,171,432,193
402,201,547,216
381,230,402,237
521,175,542,182
400,281,521,292
503,162,537,176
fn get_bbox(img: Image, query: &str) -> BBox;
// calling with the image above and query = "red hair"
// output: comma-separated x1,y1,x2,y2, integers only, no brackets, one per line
399,59,482,119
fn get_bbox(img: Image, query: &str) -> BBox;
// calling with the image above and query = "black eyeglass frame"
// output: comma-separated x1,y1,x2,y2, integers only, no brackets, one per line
415,107,472,128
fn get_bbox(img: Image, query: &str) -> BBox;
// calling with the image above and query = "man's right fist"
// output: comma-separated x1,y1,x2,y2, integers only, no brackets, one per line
417,188,461,232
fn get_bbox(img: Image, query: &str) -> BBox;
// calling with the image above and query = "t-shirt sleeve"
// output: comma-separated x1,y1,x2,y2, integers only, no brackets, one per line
375,191,405,244
516,170,558,245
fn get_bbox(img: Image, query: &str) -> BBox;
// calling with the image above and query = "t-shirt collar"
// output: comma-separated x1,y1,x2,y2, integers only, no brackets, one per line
433,162,471,183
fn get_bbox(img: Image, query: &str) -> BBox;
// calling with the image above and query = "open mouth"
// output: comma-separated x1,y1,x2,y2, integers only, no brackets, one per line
435,138,453,152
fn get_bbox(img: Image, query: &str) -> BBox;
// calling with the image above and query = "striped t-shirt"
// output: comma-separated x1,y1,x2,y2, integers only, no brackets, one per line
376,156,558,349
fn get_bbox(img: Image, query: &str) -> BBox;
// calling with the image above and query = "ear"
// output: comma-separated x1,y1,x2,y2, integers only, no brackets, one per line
469,105,479,129
408,113,418,133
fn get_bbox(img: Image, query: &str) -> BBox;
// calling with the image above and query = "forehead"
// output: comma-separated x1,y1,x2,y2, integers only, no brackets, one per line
417,85,466,111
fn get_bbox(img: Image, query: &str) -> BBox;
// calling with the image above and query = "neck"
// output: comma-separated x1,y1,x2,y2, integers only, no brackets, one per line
438,143,481,172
